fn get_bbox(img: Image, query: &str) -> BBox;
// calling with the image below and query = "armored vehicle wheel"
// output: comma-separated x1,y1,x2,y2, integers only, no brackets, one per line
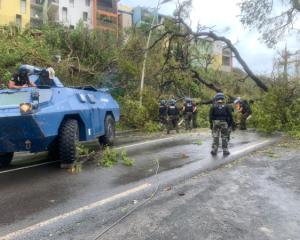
99,115,115,146
59,119,79,164
0,153,14,167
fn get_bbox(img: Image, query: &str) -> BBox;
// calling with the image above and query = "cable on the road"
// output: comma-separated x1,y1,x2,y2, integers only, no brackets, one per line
93,153,164,240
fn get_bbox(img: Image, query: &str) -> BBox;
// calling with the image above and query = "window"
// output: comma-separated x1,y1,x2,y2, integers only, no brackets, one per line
223,50,231,56
98,0,112,8
21,0,26,14
83,12,88,21
222,56,231,66
85,0,90,7
69,25,74,29
16,15,22,26
62,7,67,21
0,92,28,108
69,0,74,8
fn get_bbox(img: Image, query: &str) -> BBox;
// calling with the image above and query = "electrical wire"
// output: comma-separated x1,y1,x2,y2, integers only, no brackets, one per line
93,155,162,240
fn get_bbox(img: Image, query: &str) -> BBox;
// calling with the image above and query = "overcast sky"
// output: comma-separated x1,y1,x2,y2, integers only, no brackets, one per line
120,0,300,74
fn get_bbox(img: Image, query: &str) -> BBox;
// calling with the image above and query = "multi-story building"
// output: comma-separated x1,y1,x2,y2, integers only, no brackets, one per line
30,0,44,29
0,0,31,28
44,0,94,28
192,38,233,73
93,0,118,31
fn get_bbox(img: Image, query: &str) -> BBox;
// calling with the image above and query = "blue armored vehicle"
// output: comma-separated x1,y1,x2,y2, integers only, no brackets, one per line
0,65,120,167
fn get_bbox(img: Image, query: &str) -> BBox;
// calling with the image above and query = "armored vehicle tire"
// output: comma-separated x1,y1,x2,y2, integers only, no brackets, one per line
99,115,115,146
0,153,14,167
59,119,79,164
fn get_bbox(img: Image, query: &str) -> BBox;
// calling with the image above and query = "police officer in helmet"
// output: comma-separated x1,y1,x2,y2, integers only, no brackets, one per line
209,93,233,155
167,99,179,134
158,100,167,131
191,99,198,129
9,65,37,89
183,98,194,130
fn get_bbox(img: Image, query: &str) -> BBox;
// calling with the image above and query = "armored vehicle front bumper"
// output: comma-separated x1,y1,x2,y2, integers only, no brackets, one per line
0,115,46,152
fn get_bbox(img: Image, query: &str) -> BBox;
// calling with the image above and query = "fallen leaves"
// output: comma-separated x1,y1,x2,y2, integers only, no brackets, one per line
182,154,190,158
179,192,185,196
164,186,172,191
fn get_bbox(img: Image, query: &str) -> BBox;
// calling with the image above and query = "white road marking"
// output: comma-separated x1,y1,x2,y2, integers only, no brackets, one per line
0,161,60,174
232,140,270,155
0,183,151,240
0,137,174,174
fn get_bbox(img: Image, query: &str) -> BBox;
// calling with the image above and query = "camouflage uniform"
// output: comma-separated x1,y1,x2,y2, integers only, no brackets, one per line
211,120,229,153
167,115,179,133
185,112,193,130
159,115,167,131
184,102,194,130
209,101,233,155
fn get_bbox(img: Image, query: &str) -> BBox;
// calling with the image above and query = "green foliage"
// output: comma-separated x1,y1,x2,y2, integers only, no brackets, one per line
196,104,211,128
194,141,202,145
238,0,300,48
268,153,279,158
119,88,160,132
121,147,134,166
251,87,300,139
100,146,120,167
75,143,90,157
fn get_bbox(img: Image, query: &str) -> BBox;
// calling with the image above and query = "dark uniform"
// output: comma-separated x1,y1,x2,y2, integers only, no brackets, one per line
209,102,233,154
10,73,30,87
192,103,198,128
167,104,179,134
159,104,167,131
240,102,252,129
227,104,235,131
184,102,194,130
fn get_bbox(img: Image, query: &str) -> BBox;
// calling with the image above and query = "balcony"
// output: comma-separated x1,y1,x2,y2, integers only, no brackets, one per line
47,0,59,14
48,13,59,22
30,0,43,9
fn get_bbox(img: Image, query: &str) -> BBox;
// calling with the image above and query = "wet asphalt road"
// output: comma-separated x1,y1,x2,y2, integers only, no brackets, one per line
0,129,283,240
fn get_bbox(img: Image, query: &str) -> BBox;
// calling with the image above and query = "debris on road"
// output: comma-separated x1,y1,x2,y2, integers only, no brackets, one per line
182,154,189,158
179,192,185,196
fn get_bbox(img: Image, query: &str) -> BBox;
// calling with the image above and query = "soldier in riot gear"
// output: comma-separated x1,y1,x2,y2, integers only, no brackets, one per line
191,99,198,128
209,93,233,155
182,98,194,130
158,100,167,131
235,99,252,130
9,65,37,89
167,99,179,134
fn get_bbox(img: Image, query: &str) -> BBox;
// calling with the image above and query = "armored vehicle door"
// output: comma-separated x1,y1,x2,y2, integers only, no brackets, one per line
86,93,102,135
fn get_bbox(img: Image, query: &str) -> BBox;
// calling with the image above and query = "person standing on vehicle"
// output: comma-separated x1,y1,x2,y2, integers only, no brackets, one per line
209,93,233,155
167,99,179,134
235,99,252,130
158,100,167,131
183,98,193,130
191,99,198,129
9,66,37,89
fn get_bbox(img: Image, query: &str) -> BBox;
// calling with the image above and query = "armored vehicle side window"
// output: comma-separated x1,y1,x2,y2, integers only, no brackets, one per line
38,89,52,104
77,93,86,103
87,94,96,104
0,92,29,108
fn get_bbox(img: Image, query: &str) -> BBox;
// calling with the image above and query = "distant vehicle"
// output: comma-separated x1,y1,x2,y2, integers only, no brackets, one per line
0,66,120,167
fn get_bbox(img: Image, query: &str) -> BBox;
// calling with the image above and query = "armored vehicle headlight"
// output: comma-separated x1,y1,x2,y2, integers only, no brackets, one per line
20,103,33,114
